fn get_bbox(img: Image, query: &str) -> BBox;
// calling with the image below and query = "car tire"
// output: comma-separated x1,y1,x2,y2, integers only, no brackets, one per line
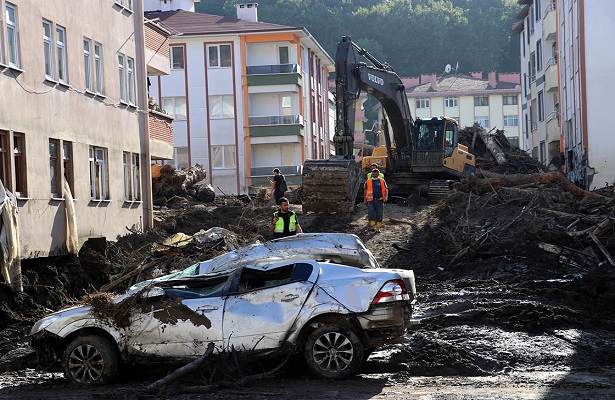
62,335,120,385
304,324,364,379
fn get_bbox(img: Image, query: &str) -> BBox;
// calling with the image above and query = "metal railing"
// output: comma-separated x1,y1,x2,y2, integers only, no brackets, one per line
246,64,299,75
545,57,557,68
248,114,302,126
543,1,556,19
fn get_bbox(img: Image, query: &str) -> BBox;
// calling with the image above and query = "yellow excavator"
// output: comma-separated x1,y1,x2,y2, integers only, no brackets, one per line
302,36,475,213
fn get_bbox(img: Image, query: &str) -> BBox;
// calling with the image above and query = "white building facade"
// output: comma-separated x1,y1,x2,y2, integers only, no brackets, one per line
145,2,333,195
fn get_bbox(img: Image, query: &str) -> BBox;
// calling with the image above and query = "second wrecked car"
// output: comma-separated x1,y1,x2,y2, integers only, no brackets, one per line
29,233,416,384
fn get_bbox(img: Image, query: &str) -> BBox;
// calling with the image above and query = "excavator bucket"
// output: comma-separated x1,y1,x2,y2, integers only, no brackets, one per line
301,157,363,213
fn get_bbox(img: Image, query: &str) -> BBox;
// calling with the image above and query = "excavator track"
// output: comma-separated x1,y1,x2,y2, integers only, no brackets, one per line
301,157,363,213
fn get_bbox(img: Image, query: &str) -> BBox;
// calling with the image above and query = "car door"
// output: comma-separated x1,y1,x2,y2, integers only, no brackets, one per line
126,279,227,361
222,261,318,351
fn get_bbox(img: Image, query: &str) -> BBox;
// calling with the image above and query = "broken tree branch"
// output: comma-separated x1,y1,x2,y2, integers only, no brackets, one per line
145,342,215,394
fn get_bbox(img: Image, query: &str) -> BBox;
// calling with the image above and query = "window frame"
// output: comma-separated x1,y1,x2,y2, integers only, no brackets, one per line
503,115,519,127
6,3,20,68
444,96,458,108
415,98,430,109
474,96,489,107
209,95,235,119
127,56,135,105
161,97,187,120
538,90,545,122
503,95,518,105
118,53,127,103
170,46,184,70
0,132,9,189
84,39,93,91
49,139,62,197
56,26,67,84
208,44,232,68
475,116,489,129
123,152,140,201
13,133,26,197
94,43,103,94
89,146,109,200
211,145,236,169
43,20,54,80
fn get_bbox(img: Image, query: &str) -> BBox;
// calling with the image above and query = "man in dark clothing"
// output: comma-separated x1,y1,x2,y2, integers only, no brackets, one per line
268,168,285,205
270,197,302,239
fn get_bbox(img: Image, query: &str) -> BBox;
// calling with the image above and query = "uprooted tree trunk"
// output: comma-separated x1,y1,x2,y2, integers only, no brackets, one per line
461,170,608,201
475,124,507,166
153,164,208,201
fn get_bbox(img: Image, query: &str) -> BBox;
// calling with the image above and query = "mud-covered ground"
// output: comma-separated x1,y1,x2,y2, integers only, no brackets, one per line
1,185,615,399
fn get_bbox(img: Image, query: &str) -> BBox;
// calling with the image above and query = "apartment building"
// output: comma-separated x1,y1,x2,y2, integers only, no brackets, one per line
556,0,615,189
144,1,333,194
514,0,560,164
406,73,522,147
515,0,615,189
0,0,173,259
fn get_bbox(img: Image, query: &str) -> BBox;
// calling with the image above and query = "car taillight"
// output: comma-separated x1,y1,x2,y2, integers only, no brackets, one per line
372,279,408,304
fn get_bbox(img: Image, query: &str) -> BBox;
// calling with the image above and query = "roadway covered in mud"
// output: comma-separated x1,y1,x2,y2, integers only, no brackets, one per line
0,173,614,398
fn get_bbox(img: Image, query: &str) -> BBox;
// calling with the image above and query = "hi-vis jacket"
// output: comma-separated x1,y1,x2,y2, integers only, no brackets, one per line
273,211,298,234
364,178,388,202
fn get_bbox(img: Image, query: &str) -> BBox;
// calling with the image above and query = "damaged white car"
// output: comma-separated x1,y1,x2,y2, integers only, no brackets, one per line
29,233,416,384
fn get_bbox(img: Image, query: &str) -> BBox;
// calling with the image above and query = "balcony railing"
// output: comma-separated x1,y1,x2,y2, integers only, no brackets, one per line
246,64,299,75
249,114,302,126
543,0,556,19
545,57,557,68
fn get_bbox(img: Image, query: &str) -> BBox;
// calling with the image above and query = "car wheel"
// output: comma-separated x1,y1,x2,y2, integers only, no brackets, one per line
304,324,364,379
62,335,120,385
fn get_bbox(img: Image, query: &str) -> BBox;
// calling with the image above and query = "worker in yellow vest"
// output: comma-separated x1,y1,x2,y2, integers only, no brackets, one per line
270,197,303,239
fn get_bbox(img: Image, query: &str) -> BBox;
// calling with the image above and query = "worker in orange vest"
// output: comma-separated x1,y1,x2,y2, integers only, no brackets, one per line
363,169,388,232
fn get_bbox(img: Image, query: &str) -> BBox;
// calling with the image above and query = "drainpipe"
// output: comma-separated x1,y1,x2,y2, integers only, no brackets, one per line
135,0,153,230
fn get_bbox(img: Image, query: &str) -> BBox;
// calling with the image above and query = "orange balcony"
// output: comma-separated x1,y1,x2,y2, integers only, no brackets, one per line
148,110,174,160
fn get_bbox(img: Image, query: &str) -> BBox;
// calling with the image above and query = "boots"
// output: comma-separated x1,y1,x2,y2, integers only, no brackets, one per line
375,222,381,232
369,220,375,230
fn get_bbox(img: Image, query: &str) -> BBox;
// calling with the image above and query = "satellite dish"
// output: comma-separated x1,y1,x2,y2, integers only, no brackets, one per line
444,64,452,73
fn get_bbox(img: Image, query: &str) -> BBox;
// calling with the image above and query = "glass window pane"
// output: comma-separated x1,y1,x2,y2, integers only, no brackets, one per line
209,46,218,67
220,45,231,67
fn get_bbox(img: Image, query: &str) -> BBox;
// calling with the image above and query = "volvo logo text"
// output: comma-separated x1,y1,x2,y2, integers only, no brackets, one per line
368,73,384,86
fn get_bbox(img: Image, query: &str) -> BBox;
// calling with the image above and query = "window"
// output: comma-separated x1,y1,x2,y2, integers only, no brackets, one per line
278,46,289,64
209,95,234,119
0,132,9,188
114,0,132,10
56,26,67,83
63,142,74,195
127,57,135,105
13,133,26,197
538,90,544,122
89,146,109,200
84,39,94,91
475,116,489,128
118,53,126,102
171,46,184,69
161,97,187,120
50,139,61,197
416,98,430,109
123,152,140,201
6,3,20,68
537,40,543,71
503,95,518,105
474,96,489,107
530,52,536,81
281,96,291,115
43,21,54,79
444,97,458,107
535,0,541,21
208,44,232,68
503,115,519,127
212,145,236,169
175,147,189,170
94,43,103,94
